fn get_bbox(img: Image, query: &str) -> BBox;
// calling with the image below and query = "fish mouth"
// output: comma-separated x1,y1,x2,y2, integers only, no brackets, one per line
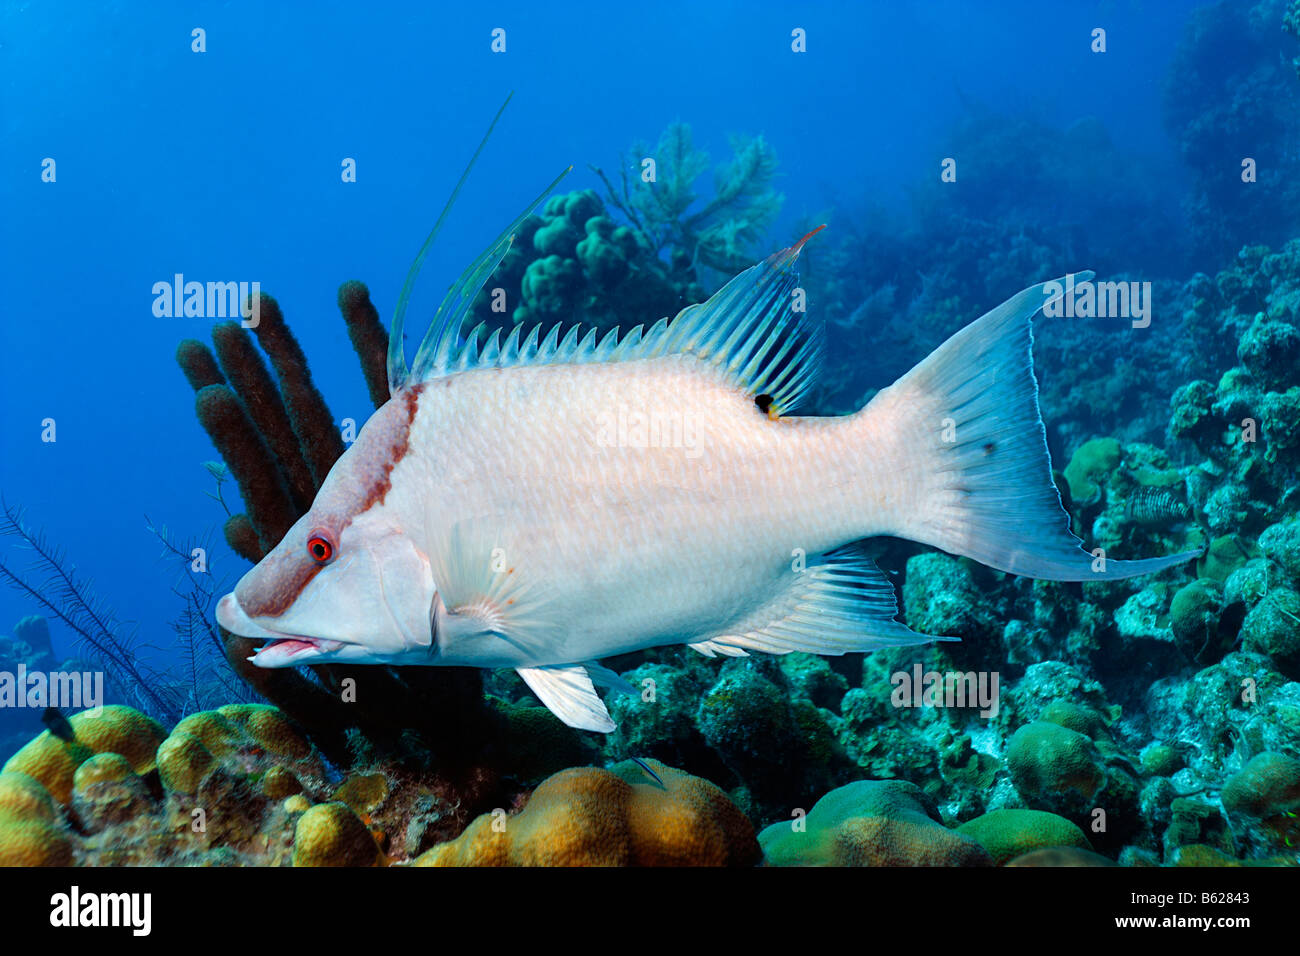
216,593,346,667
248,635,345,667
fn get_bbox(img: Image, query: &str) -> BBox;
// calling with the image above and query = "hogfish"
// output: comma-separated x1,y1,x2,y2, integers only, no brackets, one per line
216,176,1198,733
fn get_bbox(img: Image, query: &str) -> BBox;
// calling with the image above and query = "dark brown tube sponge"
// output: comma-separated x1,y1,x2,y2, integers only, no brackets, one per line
248,293,346,486
194,385,298,552
223,513,263,564
338,280,391,410
176,339,226,391
210,321,317,514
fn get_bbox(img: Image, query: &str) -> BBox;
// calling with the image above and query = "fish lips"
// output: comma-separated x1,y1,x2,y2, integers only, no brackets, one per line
216,592,347,668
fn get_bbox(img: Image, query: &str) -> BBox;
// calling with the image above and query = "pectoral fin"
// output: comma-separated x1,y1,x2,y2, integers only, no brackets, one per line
428,516,561,660
517,664,617,732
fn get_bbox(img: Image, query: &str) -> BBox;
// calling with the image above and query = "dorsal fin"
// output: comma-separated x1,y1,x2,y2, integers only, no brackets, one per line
656,224,825,416
387,91,570,397
403,224,827,415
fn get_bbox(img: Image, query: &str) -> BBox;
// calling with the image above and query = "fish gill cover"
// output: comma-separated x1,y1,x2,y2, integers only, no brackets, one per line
0,0,1296,890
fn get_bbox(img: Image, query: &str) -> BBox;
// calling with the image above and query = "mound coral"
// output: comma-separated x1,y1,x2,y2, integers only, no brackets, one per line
2,734,93,804
0,817,74,867
154,704,320,795
1221,752,1300,818
1006,846,1116,866
758,780,990,867
2,705,164,803
1063,437,1122,507
415,760,759,867
1005,721,1106,815
0,771,57,824
0,770,71,866
292,801,381,867
956,809,1092,866
71,753,152,832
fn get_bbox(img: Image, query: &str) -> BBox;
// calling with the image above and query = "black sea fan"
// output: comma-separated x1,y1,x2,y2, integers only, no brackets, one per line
0,498,183,724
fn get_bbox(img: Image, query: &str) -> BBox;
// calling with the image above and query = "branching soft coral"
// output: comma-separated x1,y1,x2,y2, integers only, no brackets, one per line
596,121,783,278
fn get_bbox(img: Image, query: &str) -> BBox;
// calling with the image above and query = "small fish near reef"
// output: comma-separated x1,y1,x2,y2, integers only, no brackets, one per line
217,120,1199,733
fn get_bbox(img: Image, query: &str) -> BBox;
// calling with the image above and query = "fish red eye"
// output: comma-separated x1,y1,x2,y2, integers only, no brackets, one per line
307,533,335,563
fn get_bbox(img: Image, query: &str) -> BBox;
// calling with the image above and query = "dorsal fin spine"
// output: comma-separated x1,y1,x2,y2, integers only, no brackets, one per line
397,228,824,416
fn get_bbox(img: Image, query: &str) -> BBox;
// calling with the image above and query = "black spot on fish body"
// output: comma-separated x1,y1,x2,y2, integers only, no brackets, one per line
982,442,996,456
755,393,774,415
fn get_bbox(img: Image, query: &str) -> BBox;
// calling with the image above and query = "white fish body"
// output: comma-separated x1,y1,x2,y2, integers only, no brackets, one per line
217,219,1198,732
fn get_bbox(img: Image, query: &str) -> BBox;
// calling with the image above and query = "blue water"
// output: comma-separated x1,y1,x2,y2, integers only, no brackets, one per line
0,0,1240,668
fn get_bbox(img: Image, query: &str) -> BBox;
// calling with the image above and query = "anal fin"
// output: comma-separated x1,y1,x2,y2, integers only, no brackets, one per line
698,548,952,657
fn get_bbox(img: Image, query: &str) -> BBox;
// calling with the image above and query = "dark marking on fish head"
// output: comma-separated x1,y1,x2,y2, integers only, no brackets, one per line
233,385,424,621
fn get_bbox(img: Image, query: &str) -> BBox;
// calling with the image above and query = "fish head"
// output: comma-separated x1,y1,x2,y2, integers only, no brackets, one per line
215,388,435,667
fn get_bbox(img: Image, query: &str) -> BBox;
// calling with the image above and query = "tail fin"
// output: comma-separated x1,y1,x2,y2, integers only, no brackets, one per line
860,273,1199,582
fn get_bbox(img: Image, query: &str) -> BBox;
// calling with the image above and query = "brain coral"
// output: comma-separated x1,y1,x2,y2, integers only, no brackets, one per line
758,780,991,867
67,705,167,774
415,760,759,867
1005,721,1106,813
3,734,94,804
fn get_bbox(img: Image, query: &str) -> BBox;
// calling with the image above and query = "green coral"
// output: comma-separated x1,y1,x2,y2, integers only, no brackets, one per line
1063,437,1121,505
1222,752,1300,818
1169,579,1230,663
758,780,991,867
956,809,1092,866
1005,721,1106,814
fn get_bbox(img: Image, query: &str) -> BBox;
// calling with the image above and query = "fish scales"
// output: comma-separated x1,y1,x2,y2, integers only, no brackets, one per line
406,356,883,665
